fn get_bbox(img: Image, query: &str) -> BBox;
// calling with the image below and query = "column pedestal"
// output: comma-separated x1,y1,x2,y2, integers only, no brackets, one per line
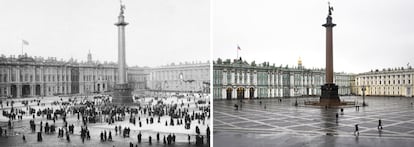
320,83,340,105
113,83,133,105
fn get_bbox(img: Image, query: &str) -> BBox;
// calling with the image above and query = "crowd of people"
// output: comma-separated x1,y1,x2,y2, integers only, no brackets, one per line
0,93,211,146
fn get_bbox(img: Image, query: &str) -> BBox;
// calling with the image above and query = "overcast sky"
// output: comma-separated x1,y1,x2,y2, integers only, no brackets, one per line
213,0,414,73
0,0,209,67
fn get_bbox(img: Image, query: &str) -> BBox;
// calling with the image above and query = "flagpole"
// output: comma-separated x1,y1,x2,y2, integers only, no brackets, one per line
237,47,239,59
236,44,239,59
21,40,23,56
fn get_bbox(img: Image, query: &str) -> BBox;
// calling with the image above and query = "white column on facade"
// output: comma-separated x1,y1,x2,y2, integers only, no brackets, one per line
246,71,250,85
232,87,236,99
221,88,226,99
241,71,244,84
270,86,273,98
254,88,258,97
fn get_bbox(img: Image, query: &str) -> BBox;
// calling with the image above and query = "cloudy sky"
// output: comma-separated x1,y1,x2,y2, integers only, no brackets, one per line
0,0,209,67
213,0,414,73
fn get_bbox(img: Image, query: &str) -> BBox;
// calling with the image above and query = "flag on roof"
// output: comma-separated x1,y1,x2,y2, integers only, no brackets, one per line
22,40,29,45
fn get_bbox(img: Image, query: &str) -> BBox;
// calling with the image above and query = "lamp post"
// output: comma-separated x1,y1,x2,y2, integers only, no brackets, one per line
362,85,367,106
294,87,298,106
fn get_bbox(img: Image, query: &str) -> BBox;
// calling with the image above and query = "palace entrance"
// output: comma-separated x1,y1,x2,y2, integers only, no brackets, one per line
226,88,232,100
237,87,245,99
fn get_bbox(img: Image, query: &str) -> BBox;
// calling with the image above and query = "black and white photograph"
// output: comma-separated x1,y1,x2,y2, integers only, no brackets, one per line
0,0,210,146
2,0,414,147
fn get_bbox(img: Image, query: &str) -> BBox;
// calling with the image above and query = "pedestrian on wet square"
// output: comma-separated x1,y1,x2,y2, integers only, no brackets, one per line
335,113,339,123
354,124,359,136
378,119,383,130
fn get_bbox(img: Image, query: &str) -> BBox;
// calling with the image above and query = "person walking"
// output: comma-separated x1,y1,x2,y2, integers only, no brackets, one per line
354,124,359,136
335,113,339,123
108,131,112,141
378,119,383,130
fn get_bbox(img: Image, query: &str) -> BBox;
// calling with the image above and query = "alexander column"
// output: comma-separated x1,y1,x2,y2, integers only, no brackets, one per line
113,2,132,105
320,3,340,105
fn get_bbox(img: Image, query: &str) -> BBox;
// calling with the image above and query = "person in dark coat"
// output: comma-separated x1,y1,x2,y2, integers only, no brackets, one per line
137,132,142,143
378,119,383,130
37,132,42,141
163,135,167,144
354,124,359,136
188,134,191,144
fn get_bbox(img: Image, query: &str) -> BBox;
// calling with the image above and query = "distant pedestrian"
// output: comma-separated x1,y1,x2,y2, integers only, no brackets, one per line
335,113,339,123
137,132,142,143
37,132,42,141
66,132,70,142
378,119,383,130
354,124,359,136
163,135,167,144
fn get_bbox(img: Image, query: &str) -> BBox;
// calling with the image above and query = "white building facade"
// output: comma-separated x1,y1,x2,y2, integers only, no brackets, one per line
0,53,148,98
355,68,414,97
147,61,210,94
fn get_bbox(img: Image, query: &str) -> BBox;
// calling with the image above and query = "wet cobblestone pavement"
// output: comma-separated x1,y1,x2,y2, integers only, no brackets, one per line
214,96,414,147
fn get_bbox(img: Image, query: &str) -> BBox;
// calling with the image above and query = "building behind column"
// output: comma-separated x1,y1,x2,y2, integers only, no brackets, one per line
0,53,209,98
147,61,210,95
213,58,353,100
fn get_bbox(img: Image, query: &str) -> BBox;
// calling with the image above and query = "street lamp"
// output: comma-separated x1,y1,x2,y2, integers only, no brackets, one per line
362,85,367,106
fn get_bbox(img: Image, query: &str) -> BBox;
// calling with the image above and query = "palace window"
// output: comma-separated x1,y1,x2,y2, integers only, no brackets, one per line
227,72,231,84
239,72,242,83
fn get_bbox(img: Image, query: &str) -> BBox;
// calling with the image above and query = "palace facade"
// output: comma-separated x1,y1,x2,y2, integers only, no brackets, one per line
0,53,209,98
213,58,353,100
147,61,210,94
355,67,414,97
0,53,146,98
